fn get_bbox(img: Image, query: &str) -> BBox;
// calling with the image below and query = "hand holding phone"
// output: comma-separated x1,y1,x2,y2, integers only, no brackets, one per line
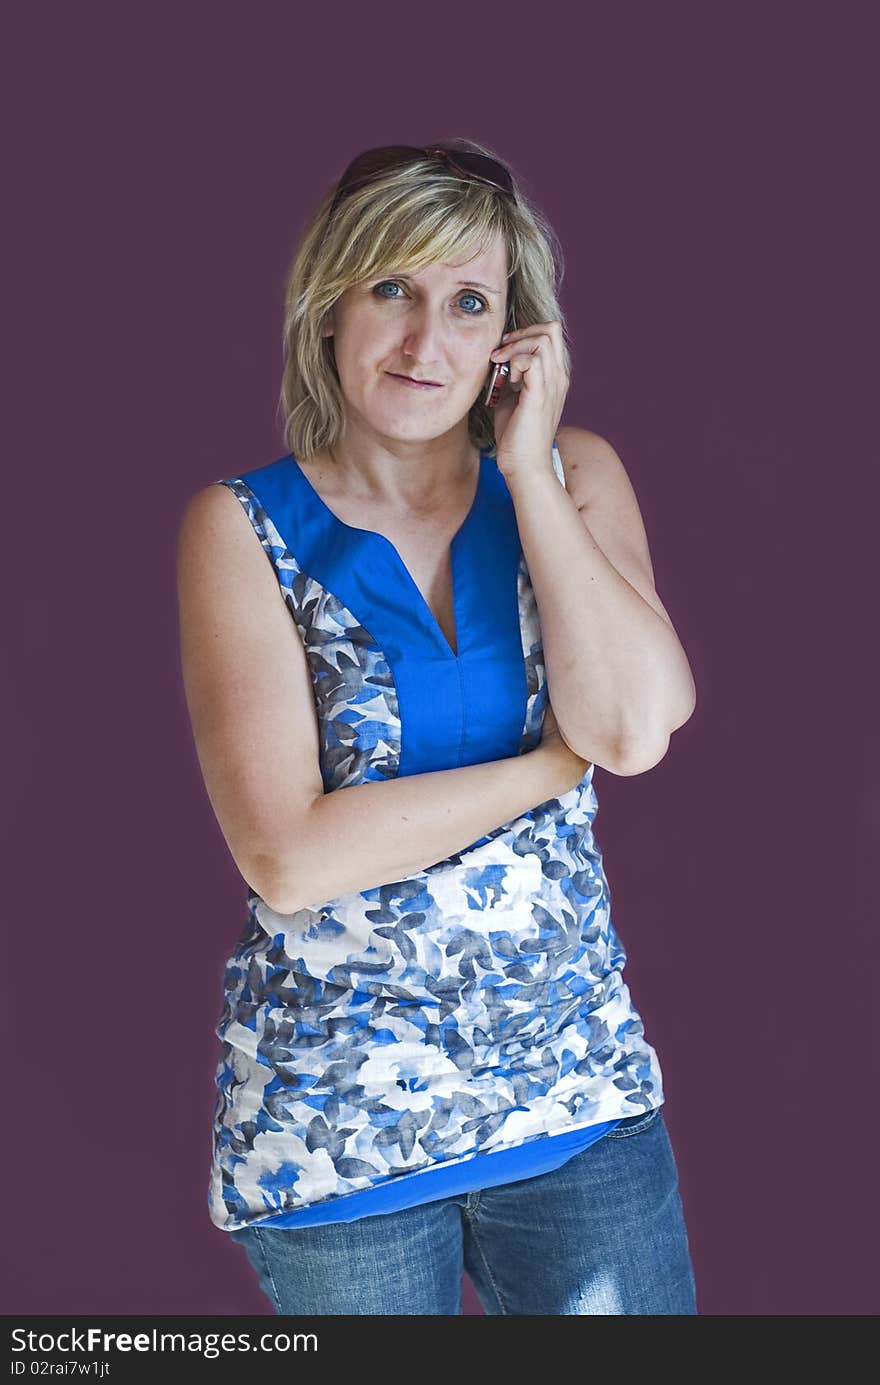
483,359,511,408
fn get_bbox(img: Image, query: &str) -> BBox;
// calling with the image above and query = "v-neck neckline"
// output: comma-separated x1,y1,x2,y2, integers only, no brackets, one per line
288,450,488,660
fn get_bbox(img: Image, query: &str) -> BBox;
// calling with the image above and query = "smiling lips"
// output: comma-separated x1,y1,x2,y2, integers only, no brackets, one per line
387,372,443,389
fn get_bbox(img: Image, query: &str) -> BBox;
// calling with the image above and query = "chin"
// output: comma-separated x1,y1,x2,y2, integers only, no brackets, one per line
380,423,447,445
366,407,458,441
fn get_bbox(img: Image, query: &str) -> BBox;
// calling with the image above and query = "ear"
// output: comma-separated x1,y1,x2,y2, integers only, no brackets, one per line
321,311,334,339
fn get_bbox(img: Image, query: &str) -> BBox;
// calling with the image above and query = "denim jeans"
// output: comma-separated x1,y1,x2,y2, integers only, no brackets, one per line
228,1104,698,1315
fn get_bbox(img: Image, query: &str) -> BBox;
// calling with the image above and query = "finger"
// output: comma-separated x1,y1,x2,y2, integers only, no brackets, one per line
494,340,566,399
507,349,545,388
495,330,550,350
546,322,565,374
490,333,553,366
500,321,556,340
501,322,566,374
500,322,562,347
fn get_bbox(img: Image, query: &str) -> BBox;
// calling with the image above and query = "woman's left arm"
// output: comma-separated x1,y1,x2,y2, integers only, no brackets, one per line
489,324,696,775
507,429,697,774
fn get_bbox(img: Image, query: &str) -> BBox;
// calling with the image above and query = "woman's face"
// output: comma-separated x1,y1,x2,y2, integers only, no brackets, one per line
324,232,509,446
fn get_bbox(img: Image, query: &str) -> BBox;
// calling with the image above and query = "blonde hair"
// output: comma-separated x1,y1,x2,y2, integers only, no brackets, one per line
277,138,570,461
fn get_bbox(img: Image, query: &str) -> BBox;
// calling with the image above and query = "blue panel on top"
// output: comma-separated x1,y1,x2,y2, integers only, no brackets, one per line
251,1117,625,1228
237,452,529,778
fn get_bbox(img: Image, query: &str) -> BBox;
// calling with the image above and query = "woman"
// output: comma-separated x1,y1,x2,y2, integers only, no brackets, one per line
177,139,699,1315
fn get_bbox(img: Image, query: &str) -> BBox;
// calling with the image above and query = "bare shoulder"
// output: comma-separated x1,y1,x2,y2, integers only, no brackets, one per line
174,478,310,681
176,479,282,593
554,426,628,513
177,478,253,552
555,425,680,631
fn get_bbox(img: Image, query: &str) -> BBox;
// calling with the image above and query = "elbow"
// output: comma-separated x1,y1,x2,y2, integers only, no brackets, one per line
258,864,319,917
556,717,670,778
259,883,300,916
609,732,672,777
244,799,326,915
245,853,307,917
605,687,695,776
671,676,698,734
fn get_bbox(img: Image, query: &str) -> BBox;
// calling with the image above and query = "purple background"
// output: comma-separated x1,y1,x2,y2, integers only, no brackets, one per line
4,5,876,1315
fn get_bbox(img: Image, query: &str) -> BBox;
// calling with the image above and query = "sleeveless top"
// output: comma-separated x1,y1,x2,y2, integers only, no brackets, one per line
207,440,666,1233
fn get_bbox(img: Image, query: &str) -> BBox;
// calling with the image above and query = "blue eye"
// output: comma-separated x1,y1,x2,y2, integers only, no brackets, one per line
458,292,486,314
372,281,487,315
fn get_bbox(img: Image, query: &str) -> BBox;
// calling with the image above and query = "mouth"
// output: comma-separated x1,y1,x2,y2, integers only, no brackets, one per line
387,372,444,389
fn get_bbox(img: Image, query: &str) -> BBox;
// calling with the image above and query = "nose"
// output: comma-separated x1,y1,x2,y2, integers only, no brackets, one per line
400,302,447,368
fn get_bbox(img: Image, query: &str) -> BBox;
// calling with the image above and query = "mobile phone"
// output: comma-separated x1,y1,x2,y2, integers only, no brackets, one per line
483,359,511,408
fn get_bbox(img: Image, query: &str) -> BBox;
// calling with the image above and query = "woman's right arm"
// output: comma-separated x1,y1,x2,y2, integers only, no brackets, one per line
176,483,590,916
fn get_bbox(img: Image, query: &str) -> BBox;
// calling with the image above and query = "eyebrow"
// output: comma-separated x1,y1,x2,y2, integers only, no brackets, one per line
391,273,502,297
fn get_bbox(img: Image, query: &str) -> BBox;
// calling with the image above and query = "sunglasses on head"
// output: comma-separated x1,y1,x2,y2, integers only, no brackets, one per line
327,144,515,220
